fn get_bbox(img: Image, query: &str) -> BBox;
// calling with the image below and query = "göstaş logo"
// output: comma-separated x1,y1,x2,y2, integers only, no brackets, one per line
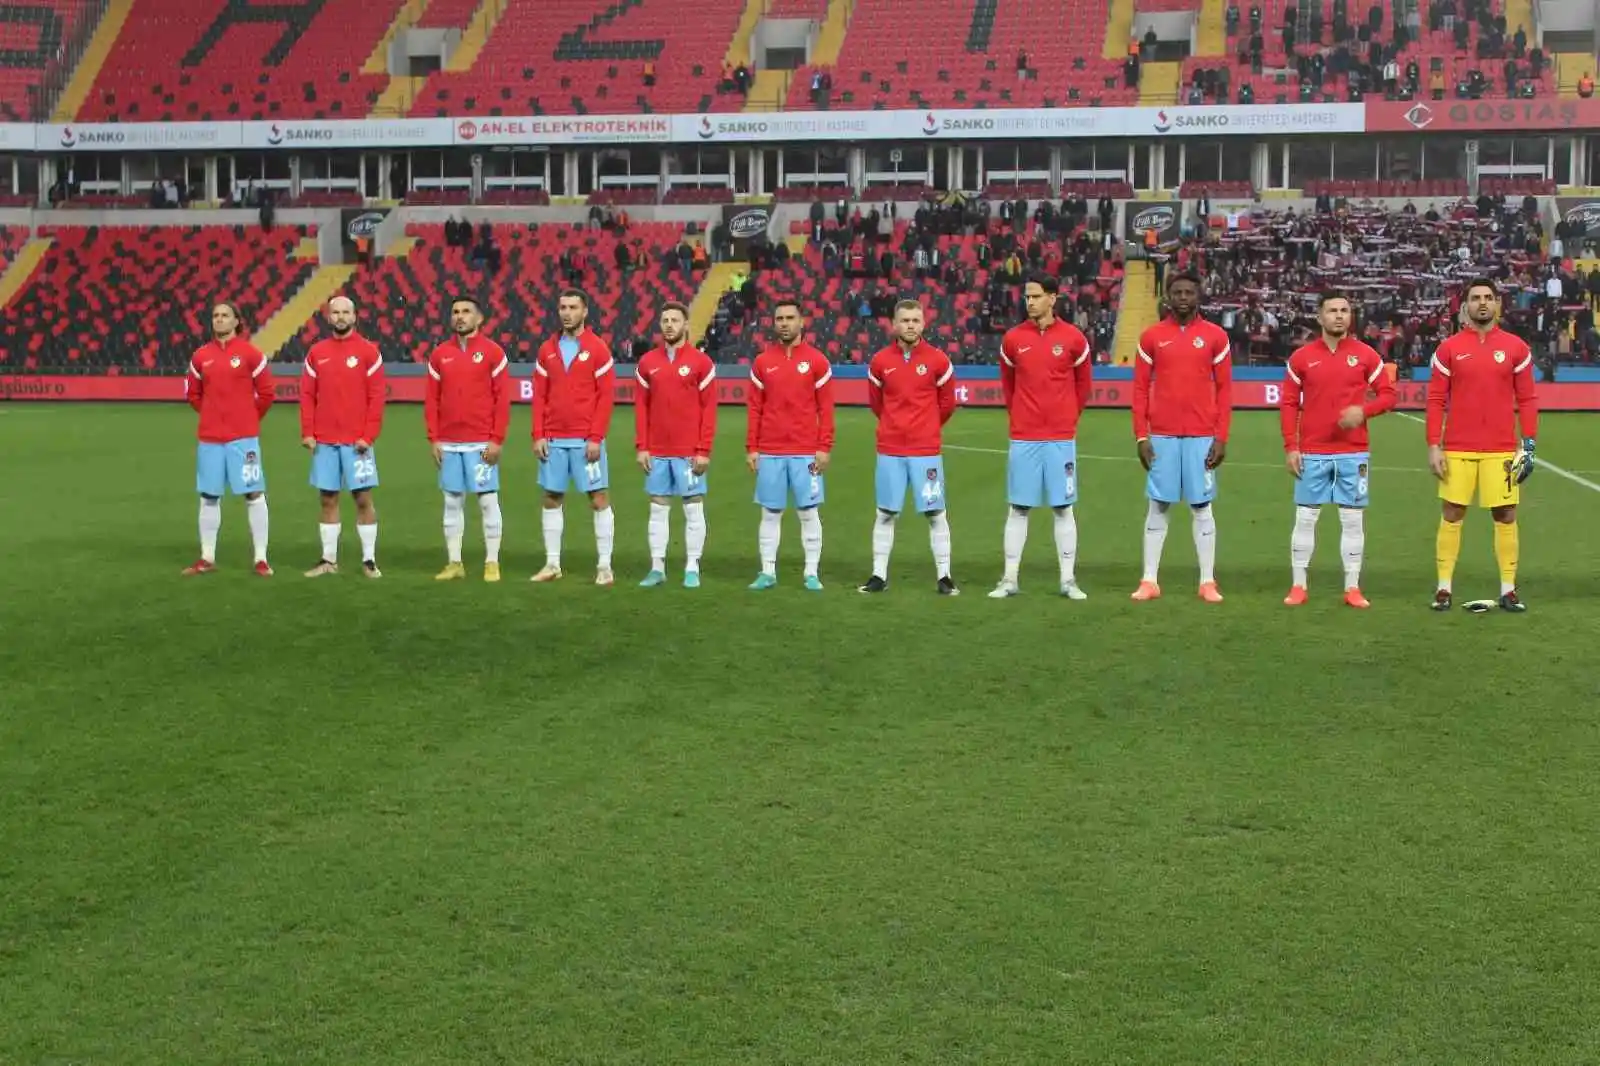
456,119,478,141
1152,109,1172,133
921,112,939,136
697,115,714,139
1403,103,1434,129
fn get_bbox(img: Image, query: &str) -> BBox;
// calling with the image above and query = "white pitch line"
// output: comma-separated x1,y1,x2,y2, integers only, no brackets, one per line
944,444,1422,474
1395,412,1600,495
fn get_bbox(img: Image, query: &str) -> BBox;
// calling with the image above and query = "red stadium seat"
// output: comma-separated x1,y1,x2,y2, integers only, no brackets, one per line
0,0,95,121
79,0,396,121
788,0,1137,111
2,225,316,370
277,222,701,368
406,0,747,118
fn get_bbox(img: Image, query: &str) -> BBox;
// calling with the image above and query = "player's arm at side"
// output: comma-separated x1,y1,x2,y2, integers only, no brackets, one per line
299,347,319,439
488,349,511,445
1279,349,1304,452
185,353,205,412
1512,341,1539,442
745,359,765,458
253,350,274,418
695,357,717,457
935,352,956,424
1424,341,1452,449
1209,329,1233,447
633,359,652,454
1131,329,1155,442
1362,347,1397,421
814,356,836,454
865,353,885,418
424,348,442,444
363,345,385,443
998,332,1016,407
1071,326,1093,412
588,340,615,442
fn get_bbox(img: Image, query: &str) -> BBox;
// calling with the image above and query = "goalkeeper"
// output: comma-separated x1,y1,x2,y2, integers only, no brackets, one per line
1424,278,1540,613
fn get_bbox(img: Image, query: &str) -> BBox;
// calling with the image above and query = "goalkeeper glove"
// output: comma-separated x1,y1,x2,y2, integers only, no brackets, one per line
1512,437,1536,484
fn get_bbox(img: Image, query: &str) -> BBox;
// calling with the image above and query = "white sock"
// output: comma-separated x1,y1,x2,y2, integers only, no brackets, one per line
1052,506,1078,585
357,522,377,563
246,495,269,564
871,509,897,579
759,508,782,576
1002,506,1029,582
798,506,823,577
594,505,615,570
198,497,221,563
443,492,465,563
1339,507,1365,590
684,500,706,572
479,494,503,564
1291,505,1318,587
1142,499,1170,583
319,522,340,564
648,501,670,571
928,510,952,579
542,506,564,568
1193,504,1217,585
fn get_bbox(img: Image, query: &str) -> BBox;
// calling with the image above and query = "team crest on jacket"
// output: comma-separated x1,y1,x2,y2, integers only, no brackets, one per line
346,355,359,368
472,351,484,363
579,350,590,362
229,356,241,368
1493,350,1506,363
797,361,810,373
1347,354,1359,367
1051,344,1064,357
915,363,928,375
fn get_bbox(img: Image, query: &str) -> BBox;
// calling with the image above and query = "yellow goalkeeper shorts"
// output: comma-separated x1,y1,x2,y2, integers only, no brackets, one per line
1439,451,1519,509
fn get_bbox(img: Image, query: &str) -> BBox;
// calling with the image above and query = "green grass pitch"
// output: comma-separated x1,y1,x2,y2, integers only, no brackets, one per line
3,402,1600,1065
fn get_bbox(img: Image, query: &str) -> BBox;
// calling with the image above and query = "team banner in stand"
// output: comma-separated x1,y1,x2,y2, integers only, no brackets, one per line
8,375,1600,412
27,104,1368,151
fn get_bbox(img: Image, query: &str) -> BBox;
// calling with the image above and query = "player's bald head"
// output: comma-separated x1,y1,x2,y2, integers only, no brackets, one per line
325,295,357,335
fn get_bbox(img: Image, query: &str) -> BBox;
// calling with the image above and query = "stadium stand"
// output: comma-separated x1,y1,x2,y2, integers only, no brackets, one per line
405,0,748,118
0,0,96,120
1184,197,1583,367
714,202,1124,365
0,225,316,370
786,0,1138,110
77,0,398,121
278,221,701,366
50,0,1565,122
1184,0,1552,107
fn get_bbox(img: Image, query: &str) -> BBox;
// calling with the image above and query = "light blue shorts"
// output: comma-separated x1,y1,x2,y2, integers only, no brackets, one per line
196,437,265,497
1007,440,1077,509
1147,435,1216,505
1296,452,1370,508
439,448,500,495
310,443,378,493
541,442,609,494
754,455,824,510
876,454,946,513
644,457,708,498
